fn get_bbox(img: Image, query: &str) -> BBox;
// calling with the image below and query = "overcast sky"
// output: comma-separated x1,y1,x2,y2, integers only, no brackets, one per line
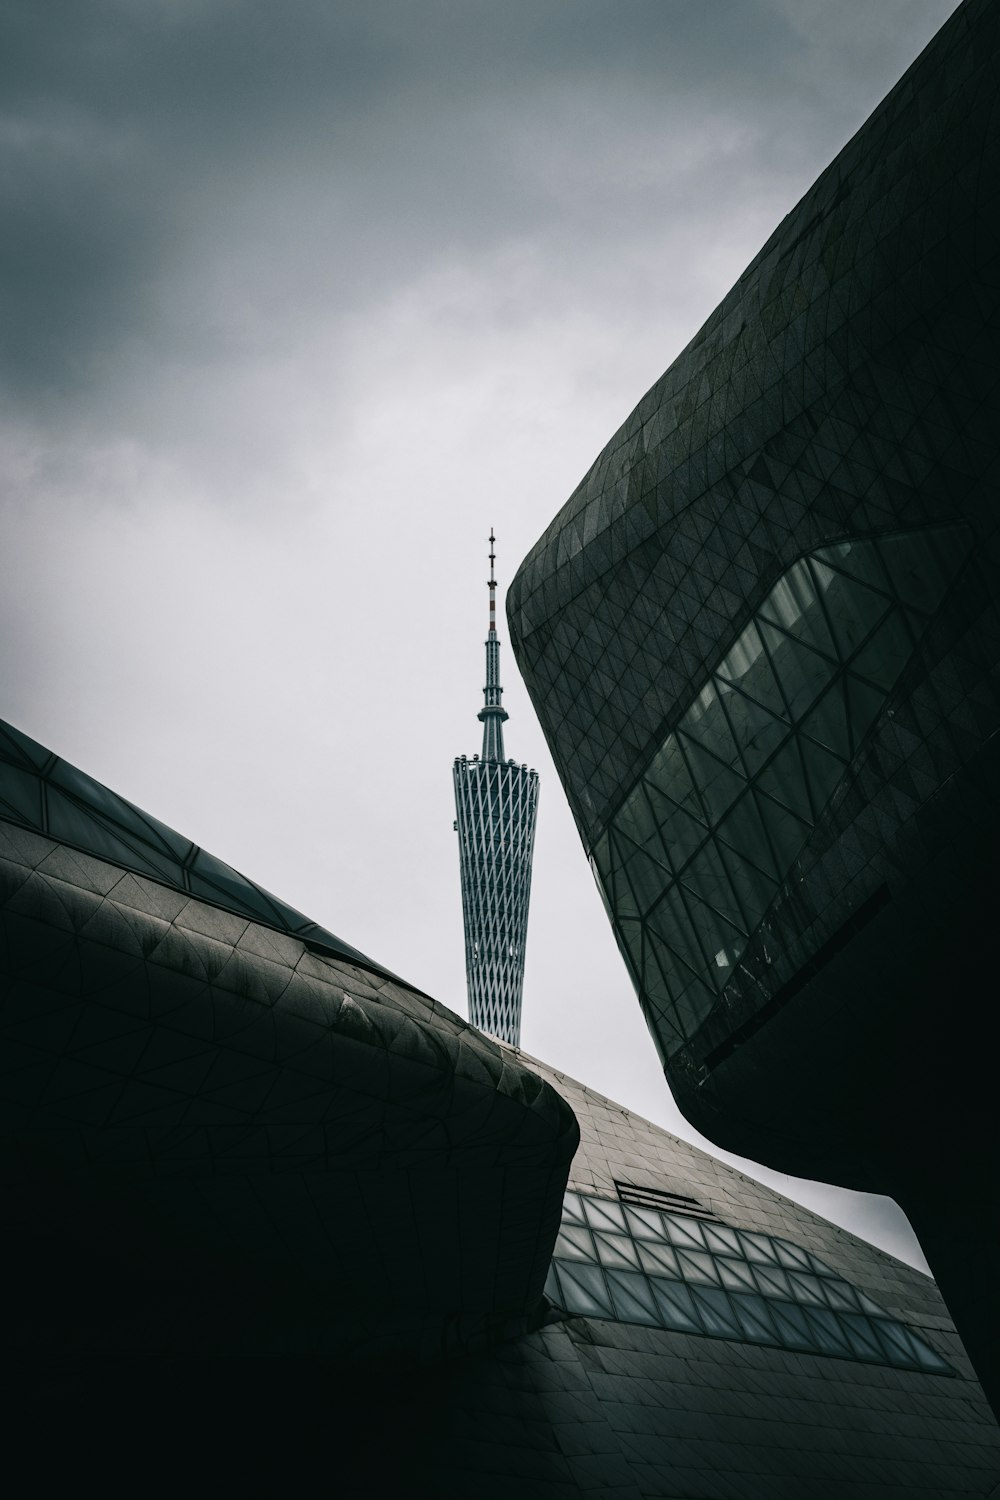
1,0,962,1270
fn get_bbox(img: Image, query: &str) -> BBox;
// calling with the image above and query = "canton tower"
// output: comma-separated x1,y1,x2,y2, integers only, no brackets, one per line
453,532,539,1047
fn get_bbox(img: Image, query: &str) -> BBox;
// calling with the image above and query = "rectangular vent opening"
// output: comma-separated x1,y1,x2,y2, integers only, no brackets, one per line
614,1180,721,1221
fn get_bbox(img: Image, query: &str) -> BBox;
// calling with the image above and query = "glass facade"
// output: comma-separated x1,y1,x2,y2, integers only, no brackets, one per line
545,1190,950,1376
0,716,382,974
590,526,972,1054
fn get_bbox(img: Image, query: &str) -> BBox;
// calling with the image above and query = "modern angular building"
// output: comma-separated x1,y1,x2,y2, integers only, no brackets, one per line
509,0,1000,1417
2,713,998,1492
454,533,539,1045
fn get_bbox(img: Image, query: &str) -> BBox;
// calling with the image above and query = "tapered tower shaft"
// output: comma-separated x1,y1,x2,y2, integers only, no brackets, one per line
453,533,539,1046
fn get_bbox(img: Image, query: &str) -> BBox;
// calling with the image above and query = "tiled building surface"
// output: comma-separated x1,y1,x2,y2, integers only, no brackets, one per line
10,1040,1000,1496
0,717,577,1364
508,0,1000,1413
2,715,999,1492
424,1054,1000,1499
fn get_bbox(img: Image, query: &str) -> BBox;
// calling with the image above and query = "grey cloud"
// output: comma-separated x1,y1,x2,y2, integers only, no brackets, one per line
2,0,958,404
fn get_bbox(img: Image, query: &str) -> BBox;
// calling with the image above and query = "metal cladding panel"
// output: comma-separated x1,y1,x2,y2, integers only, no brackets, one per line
0,815,577,1363
454,758,539,1046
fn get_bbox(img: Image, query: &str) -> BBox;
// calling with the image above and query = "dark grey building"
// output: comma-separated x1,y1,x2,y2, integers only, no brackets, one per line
1,713,998,1492
510,0,1000,1416
454,533,539,1045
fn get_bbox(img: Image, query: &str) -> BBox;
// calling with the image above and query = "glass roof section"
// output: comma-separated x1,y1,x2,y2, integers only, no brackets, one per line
0,716,394,981
590,525,972,1056
545,1190,951,1377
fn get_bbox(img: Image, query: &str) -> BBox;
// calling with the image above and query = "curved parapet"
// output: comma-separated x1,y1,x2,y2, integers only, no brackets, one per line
0,720,578,1361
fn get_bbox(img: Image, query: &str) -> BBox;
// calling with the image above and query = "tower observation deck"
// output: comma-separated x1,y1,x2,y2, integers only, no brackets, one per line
453,533,539,1046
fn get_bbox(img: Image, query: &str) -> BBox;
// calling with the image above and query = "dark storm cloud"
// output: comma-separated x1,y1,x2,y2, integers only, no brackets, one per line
1,0,957,402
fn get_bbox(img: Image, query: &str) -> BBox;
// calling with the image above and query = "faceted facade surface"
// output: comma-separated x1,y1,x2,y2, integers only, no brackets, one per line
0,716,576,1362
508,0,1000,1410
426,1056,1000,1497
455,537,539,1046
4,716,999,1493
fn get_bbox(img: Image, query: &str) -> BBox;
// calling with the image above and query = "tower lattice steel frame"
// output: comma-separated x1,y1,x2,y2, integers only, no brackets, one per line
453,533,539,1046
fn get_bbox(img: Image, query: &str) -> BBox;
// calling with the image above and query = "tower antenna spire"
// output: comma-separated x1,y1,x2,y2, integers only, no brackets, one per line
453,528,540,1047
478,528,508,762
488,527,497,636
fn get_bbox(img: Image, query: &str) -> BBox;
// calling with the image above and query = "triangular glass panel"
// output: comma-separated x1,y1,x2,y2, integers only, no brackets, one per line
822,1279,860,1313
844,673,889,753
730,1292,779,1344
752,789,812,873
758,558,837,659
608,831,641,919
839,1312,882,1361
690,1287,740,1338
756,738,814,823
624,1203,666,1241
554,1224,596,1262
561,1191,585,1224
788,1271,826,1306
615,787,668,861
769,1301,813,1349
703,1224,741,1257
606,1269,661,1327
738,1230,778,1264
716,793,782,881
643,782,708,873
796,733,847,820
713,836,777,934
674,887,743,990
583,1196,626,1233
752,1264,791,1300
647,884,710,977
619,842,671,919
810,539,892,599
800,681,851,760
803,1306,852,1356
594,1231,639,1269
637,1241,681,1279
849,608,915,691
809,557,891,661
759,622,839,721
553,1260,613,1319
676,732,745,823
662,1214,707,1250
715,621,787,718
677,1249,718,1285
681,680,742,769
717,678,788,778
716,1257,756,1293
644,733,709,826
875,524,971,614
909,1334,951,1373
773,1239,811,1270
679,838,749,934
649,1277,700,1332
873,1319,920,1366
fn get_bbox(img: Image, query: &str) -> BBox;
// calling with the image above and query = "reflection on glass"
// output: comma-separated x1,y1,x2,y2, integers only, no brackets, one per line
592,526,972,1054
547,1191,951,1376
